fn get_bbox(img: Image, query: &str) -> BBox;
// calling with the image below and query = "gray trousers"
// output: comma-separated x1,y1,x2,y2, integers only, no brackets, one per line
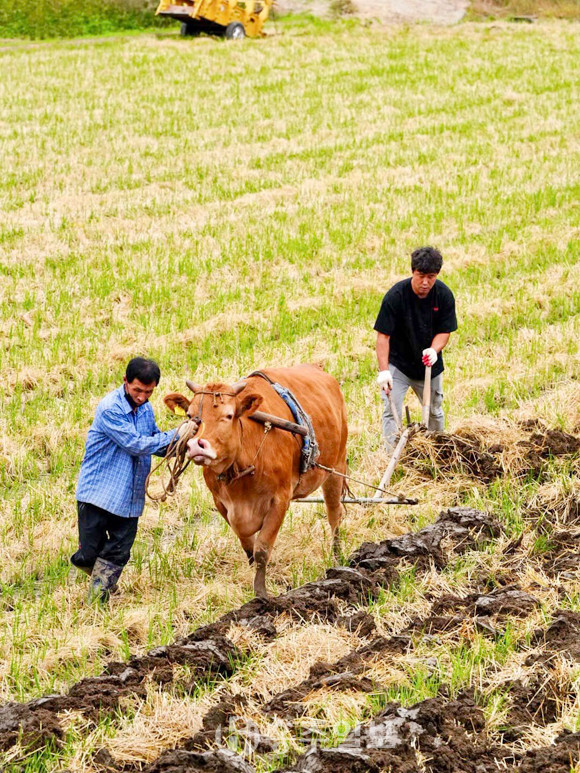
381,364,445,449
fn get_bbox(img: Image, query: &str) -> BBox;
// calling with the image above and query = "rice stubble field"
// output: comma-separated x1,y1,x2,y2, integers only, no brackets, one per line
0,16,579,773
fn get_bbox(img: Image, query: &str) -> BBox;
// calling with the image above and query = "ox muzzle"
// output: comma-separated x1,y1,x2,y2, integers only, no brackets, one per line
186,437,217,466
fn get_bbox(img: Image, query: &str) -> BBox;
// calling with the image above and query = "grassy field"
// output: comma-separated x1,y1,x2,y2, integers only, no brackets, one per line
0,16,579,772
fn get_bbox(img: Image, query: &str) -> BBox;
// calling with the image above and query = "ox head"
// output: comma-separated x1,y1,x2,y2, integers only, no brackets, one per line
164,379,263,471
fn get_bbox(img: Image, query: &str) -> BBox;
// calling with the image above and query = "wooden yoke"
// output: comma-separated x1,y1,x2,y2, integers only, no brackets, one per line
250,410,308,437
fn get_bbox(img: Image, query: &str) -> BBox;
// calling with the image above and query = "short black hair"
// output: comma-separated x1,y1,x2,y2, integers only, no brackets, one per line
411,246,443,274
126,357,161,385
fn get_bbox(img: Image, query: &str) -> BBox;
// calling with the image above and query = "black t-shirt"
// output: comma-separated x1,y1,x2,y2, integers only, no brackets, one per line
374,278,457,380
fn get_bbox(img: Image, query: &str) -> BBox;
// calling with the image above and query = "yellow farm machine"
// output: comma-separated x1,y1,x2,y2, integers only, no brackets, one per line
156,0,274,38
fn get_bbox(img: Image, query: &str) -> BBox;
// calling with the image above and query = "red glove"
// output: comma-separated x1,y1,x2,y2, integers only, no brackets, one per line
422,348,437,367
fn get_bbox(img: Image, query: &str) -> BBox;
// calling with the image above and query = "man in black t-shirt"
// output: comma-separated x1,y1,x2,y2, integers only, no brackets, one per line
374,247,457,448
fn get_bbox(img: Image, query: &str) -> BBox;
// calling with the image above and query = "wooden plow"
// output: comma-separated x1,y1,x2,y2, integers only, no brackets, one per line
286,366,433,507
150,367,432,507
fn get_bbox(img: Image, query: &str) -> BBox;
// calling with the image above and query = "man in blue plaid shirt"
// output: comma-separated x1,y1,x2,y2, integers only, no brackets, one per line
72,357,178,602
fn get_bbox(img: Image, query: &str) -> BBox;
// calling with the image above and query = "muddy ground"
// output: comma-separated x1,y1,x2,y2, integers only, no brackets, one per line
402,423,580,484
2,468,579,773
0,507,499,754
1,424,578,771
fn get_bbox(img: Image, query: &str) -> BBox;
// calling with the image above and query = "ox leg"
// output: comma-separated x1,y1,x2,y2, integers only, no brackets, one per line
322,473,345,561
218,499,254,560
214,498,230,525
253,499,287,598
228,507,264,577
239,534,256,565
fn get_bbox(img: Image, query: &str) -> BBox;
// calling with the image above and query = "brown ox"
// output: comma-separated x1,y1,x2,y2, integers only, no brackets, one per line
164,365,348,597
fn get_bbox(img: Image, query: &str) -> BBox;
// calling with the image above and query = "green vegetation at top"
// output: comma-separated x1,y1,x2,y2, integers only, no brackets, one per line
2,0,579,41
0,0,169,39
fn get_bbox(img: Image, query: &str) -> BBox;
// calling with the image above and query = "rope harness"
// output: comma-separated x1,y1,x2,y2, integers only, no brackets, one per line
313,462,396,496
191,389,236,423
216,419,273,485
146,378,400,503
192,389,272,485
145,418,201,502
248,371,319,473
146,389,238,501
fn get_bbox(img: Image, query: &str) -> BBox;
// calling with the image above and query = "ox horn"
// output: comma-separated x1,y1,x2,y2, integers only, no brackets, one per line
231,380,247,395
186,380,202,394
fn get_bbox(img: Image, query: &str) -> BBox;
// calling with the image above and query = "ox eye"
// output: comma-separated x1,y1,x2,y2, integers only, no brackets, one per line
224,413,234,421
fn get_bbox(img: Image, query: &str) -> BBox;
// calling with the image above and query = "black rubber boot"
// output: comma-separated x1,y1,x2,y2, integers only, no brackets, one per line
88,557,123,604
70,549,94,576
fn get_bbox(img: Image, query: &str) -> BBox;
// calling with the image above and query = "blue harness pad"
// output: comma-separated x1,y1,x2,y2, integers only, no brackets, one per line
271,382,319,474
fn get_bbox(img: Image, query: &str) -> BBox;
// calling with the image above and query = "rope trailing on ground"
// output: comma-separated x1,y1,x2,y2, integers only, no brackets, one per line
146,420,202,502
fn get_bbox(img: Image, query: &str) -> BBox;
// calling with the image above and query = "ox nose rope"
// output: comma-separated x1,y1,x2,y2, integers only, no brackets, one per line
145,419,202,502
171,388,264,488
191,389,237,425
217,419,273,485
153,381,416,505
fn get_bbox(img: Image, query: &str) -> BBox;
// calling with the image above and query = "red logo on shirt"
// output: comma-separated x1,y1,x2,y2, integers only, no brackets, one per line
433,307,439,311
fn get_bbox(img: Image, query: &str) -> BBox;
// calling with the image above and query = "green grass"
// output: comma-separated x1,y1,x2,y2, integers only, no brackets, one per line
0,0,170,40
0,16,579,771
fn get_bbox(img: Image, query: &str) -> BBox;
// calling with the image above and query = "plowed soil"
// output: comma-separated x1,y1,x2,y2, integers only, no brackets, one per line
0,507,499,755
3,492,579,773
402,423,580,483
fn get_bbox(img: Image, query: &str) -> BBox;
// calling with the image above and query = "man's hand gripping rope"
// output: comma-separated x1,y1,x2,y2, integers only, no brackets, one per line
146,419,203,502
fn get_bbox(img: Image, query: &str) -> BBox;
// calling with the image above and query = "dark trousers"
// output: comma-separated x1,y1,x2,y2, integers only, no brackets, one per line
71,501,139,570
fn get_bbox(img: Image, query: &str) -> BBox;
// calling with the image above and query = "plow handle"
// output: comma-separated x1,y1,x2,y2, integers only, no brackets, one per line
422,365,432,427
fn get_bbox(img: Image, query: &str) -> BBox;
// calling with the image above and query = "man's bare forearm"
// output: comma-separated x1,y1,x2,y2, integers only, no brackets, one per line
376,333,390,371
431,333,450,353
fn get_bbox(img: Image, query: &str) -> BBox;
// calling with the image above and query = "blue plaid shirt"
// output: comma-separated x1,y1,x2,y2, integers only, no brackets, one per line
76,385,177,518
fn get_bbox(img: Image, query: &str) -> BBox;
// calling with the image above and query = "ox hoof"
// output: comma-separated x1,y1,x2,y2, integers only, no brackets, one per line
254,577,269,599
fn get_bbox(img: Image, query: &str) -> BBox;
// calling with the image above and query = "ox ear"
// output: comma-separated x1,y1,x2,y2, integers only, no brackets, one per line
235,392,263,418
164,393,191,416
